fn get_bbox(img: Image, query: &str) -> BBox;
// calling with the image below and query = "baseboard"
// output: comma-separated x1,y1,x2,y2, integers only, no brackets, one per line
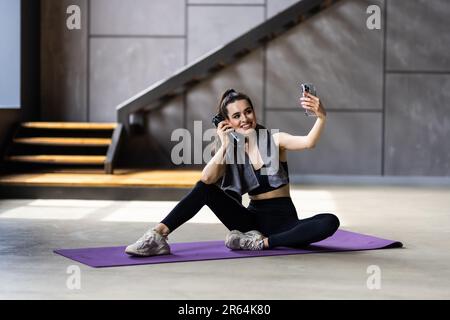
290,174,450,187
0,185,191,201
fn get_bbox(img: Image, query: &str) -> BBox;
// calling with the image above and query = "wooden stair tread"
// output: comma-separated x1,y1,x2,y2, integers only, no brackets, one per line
22,122,117,130
14,137,112,146
0,169,202,187
6,155,106,165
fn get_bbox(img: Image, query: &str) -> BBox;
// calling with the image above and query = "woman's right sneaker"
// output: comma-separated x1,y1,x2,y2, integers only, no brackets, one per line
125,228,171,257
225,230,265,250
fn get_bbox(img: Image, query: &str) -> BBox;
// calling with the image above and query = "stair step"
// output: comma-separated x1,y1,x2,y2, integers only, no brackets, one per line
6,155,106,165
21,122,117,130
13,137,112,146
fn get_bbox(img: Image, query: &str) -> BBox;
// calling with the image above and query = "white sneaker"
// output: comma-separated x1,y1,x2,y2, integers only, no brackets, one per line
225,230,265,250
125,229,170,257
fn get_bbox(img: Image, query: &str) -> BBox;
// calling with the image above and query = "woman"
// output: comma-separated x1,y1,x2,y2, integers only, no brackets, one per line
125,89,340,256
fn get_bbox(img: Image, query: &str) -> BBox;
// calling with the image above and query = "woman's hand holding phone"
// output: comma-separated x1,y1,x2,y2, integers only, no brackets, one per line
300,92,327,119
217,120,234,147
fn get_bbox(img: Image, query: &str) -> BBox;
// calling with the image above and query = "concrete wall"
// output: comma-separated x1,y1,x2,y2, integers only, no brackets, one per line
39,0,450,176
41,0,88,121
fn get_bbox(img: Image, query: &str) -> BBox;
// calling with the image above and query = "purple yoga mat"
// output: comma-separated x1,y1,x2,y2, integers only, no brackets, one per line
54,229,403,268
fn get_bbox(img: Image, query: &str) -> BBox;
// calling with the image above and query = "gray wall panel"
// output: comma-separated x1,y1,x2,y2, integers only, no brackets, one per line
385,74,450,176
387,0,450,71
119,96,185,168
266,0,384,111
266,111,382,175
41,0,88,121
145,96,185,166
89,38,185,122
91,0,185,35
187,5,264,62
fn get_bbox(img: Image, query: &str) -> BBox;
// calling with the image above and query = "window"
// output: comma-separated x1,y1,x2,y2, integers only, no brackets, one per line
0,0,21,109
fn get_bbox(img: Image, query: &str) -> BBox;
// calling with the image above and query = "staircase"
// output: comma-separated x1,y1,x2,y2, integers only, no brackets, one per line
3,122,124,174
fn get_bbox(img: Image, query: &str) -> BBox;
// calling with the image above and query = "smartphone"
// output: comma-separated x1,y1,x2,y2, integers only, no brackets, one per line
212,113,239,142
212,113,225,127
300,83,317,117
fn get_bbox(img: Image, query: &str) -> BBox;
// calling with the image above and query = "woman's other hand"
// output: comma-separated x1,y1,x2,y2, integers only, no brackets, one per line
300,92,327,119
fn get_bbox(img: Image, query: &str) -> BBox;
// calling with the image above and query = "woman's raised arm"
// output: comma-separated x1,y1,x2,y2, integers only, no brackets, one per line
274,92,327,151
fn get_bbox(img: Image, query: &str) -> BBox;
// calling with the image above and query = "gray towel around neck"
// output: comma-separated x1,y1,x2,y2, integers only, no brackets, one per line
215,124,289,203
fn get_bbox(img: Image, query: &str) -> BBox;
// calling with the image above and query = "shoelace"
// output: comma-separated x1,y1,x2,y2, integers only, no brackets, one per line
136,230,169,250
241,237,264,250
138,230,168,244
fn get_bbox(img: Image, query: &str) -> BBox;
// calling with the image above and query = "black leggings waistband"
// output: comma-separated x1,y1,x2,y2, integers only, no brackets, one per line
249,196,294,207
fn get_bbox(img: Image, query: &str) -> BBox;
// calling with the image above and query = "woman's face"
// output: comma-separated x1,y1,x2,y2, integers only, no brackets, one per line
225,99,257,135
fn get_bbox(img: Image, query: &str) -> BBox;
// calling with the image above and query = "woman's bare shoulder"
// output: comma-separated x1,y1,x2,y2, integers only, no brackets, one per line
271,132,288,161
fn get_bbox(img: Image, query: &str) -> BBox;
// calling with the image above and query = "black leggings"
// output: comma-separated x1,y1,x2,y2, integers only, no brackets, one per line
161,180,340,249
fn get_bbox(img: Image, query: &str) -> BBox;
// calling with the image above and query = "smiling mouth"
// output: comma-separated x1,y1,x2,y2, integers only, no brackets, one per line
240,123,251,129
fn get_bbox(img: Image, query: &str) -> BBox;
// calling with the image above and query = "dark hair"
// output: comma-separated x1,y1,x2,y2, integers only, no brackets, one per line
217,89,254,119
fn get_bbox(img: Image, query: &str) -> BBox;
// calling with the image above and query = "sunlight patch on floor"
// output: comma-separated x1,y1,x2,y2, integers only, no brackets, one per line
0,206,96,220
0,190,338,223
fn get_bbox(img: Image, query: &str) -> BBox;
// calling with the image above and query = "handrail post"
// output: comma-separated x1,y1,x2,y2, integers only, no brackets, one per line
104,123,124,174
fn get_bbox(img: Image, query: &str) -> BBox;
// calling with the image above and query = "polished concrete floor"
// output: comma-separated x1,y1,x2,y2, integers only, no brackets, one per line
0,184,449,299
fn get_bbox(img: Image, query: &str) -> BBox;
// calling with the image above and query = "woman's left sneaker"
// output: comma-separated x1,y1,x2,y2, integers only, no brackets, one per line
125,228,171,257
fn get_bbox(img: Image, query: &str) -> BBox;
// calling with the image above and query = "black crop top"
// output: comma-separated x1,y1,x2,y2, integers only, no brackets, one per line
248,162,289,196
